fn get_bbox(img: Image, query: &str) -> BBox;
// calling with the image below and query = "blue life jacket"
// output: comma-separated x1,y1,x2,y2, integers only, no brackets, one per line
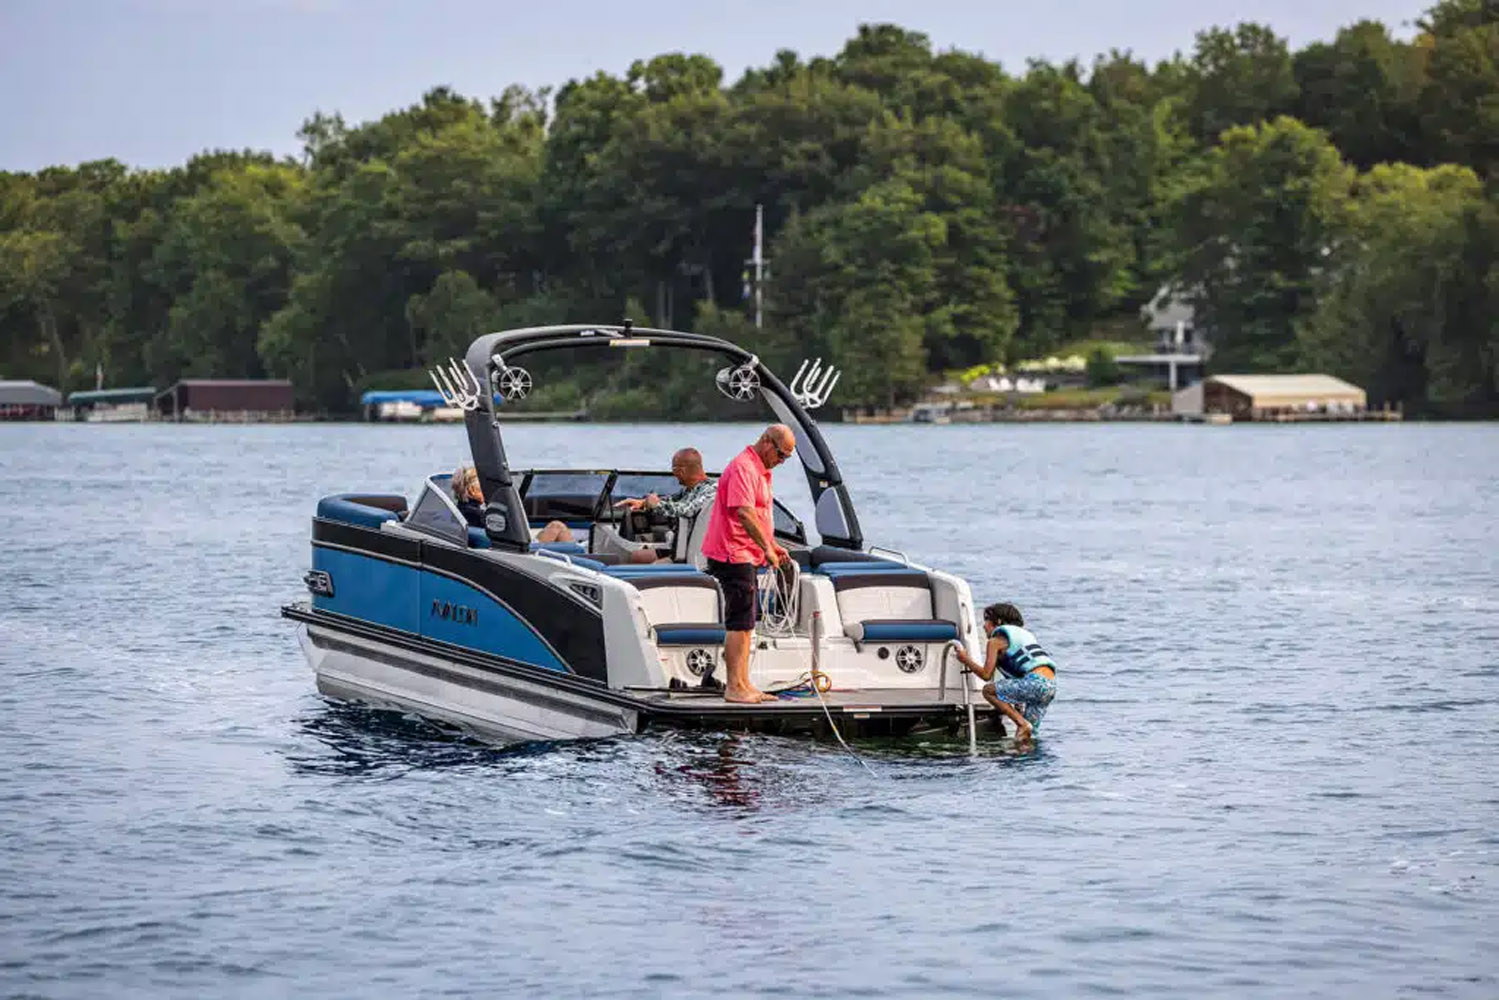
991,625,1055,678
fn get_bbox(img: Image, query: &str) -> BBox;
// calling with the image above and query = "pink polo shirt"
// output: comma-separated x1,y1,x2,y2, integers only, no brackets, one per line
701,445,773,566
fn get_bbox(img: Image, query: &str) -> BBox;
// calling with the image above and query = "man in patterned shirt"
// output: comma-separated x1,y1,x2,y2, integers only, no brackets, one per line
614,448,716,519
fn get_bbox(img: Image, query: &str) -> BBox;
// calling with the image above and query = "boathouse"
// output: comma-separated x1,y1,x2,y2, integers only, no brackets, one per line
66,387,156,422
0,380,62,420
1203,375,1368,421
155,379,295,421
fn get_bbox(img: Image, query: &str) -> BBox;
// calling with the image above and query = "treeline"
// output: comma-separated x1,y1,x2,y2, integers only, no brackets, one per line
2,0,1497,414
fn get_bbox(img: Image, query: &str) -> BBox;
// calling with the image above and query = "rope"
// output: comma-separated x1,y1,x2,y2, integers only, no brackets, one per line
756,559,800,637
748,560,876,775
809,672,878,776
764,669,833,697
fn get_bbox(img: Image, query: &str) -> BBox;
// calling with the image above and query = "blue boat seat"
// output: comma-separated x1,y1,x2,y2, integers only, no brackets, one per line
602,563,703,576
654,624,728,646
845,620,959,643
814,560,906,576
599,566,723,636
317,494,407,529
825,566,957,647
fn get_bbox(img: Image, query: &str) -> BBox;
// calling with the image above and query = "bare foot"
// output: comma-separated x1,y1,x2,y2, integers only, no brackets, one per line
725,686,777,704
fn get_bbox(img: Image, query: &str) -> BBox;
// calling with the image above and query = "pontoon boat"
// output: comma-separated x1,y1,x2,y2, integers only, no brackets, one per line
283,324,993,743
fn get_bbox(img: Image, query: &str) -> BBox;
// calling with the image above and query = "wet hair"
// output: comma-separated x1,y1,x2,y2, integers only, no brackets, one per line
982,602,1024,628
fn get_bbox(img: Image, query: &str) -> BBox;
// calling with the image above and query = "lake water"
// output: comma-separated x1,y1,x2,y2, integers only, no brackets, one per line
2,421,1496,998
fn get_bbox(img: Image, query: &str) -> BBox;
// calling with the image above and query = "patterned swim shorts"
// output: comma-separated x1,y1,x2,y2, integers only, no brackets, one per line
987,671,1057,729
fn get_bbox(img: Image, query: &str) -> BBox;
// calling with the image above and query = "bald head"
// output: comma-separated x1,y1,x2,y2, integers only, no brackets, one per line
754,424,796,468
671,447,705,485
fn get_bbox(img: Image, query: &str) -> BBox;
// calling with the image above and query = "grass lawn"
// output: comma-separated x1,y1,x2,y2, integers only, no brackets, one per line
998,386,1171,409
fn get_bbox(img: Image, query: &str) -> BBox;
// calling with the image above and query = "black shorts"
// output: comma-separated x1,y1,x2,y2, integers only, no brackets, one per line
706,558,758,632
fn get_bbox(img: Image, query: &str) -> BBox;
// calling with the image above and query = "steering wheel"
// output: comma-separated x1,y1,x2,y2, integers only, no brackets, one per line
619,508,653,541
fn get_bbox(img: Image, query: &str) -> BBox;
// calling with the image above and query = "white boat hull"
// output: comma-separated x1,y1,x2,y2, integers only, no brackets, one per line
299,624,639,742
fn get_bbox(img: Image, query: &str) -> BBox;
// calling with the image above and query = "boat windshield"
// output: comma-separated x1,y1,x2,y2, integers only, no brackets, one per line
608,472,690,504
513,468,805,541
520,471,610,523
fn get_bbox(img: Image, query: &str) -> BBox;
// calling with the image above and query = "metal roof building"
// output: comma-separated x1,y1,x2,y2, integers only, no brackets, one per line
68,387,157,407
1204,374,1367,421
66,387,158,422
0,380,62,420
155,379,295,421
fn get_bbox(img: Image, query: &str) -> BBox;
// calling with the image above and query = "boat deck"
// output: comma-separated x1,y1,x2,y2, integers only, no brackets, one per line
631,686,985,737
638,686,965,712
629,683,989,740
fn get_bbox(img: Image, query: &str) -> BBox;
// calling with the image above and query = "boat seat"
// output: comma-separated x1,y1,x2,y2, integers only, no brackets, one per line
589,521,667,564
317,494,407,529
602,566,723,636
845,619,959,643
814,560,906,575
653,624,728,646
670,511,713,570
825,567,957,645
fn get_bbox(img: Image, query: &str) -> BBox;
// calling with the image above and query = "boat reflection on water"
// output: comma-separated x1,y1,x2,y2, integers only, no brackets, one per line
289,698,543,778
660,734,771,811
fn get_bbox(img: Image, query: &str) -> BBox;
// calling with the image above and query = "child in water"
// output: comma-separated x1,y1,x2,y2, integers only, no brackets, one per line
950,602,1057,741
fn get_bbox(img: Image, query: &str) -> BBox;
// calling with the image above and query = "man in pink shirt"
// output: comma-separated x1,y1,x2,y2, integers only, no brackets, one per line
702,424,795,703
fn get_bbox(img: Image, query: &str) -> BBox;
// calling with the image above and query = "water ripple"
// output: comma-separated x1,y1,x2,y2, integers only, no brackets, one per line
2,422,1497,998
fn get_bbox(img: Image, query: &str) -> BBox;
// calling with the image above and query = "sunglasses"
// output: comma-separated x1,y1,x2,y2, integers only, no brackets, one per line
773,442,793,460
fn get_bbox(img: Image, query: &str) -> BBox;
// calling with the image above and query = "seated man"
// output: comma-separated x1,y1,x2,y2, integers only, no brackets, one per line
453,465,570,541
615,447,716,520
613,448,717,563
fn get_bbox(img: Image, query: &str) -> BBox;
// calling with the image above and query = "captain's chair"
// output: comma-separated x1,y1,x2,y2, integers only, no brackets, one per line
670,510,713,569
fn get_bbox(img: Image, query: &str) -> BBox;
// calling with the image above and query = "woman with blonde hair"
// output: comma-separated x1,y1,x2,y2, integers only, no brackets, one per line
452,465,570,542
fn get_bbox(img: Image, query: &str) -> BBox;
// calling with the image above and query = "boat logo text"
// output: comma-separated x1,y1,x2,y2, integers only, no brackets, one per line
430,599,478,626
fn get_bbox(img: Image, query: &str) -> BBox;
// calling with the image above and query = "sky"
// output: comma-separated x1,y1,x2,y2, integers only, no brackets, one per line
0,0,1430,172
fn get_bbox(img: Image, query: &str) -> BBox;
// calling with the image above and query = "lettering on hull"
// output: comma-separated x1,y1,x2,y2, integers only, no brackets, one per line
430,599,478,626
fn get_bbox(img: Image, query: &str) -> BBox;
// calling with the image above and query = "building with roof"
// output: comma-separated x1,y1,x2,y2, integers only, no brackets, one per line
1120,285,1210,390
1203,374,1368,421
155,379,296,421
66,387,157,422
0,380,62,420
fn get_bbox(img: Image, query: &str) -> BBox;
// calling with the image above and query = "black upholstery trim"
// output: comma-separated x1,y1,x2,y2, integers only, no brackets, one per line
852,618,957,629
830,571,931,592
313,517,422,563
809,546,890,566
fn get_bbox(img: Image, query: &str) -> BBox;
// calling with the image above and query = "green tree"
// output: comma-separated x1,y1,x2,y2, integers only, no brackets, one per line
1085,346,1122,386
1182,24,1300,144
770,181,943,407
145,162,305,383
1293,21,1424,168
404,270,501,365
1417,12,1499,175
1169,117,1354,372
1299,163,1498,410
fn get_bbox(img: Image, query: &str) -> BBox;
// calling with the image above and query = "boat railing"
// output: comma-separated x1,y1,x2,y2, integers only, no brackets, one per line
868,545,913,565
